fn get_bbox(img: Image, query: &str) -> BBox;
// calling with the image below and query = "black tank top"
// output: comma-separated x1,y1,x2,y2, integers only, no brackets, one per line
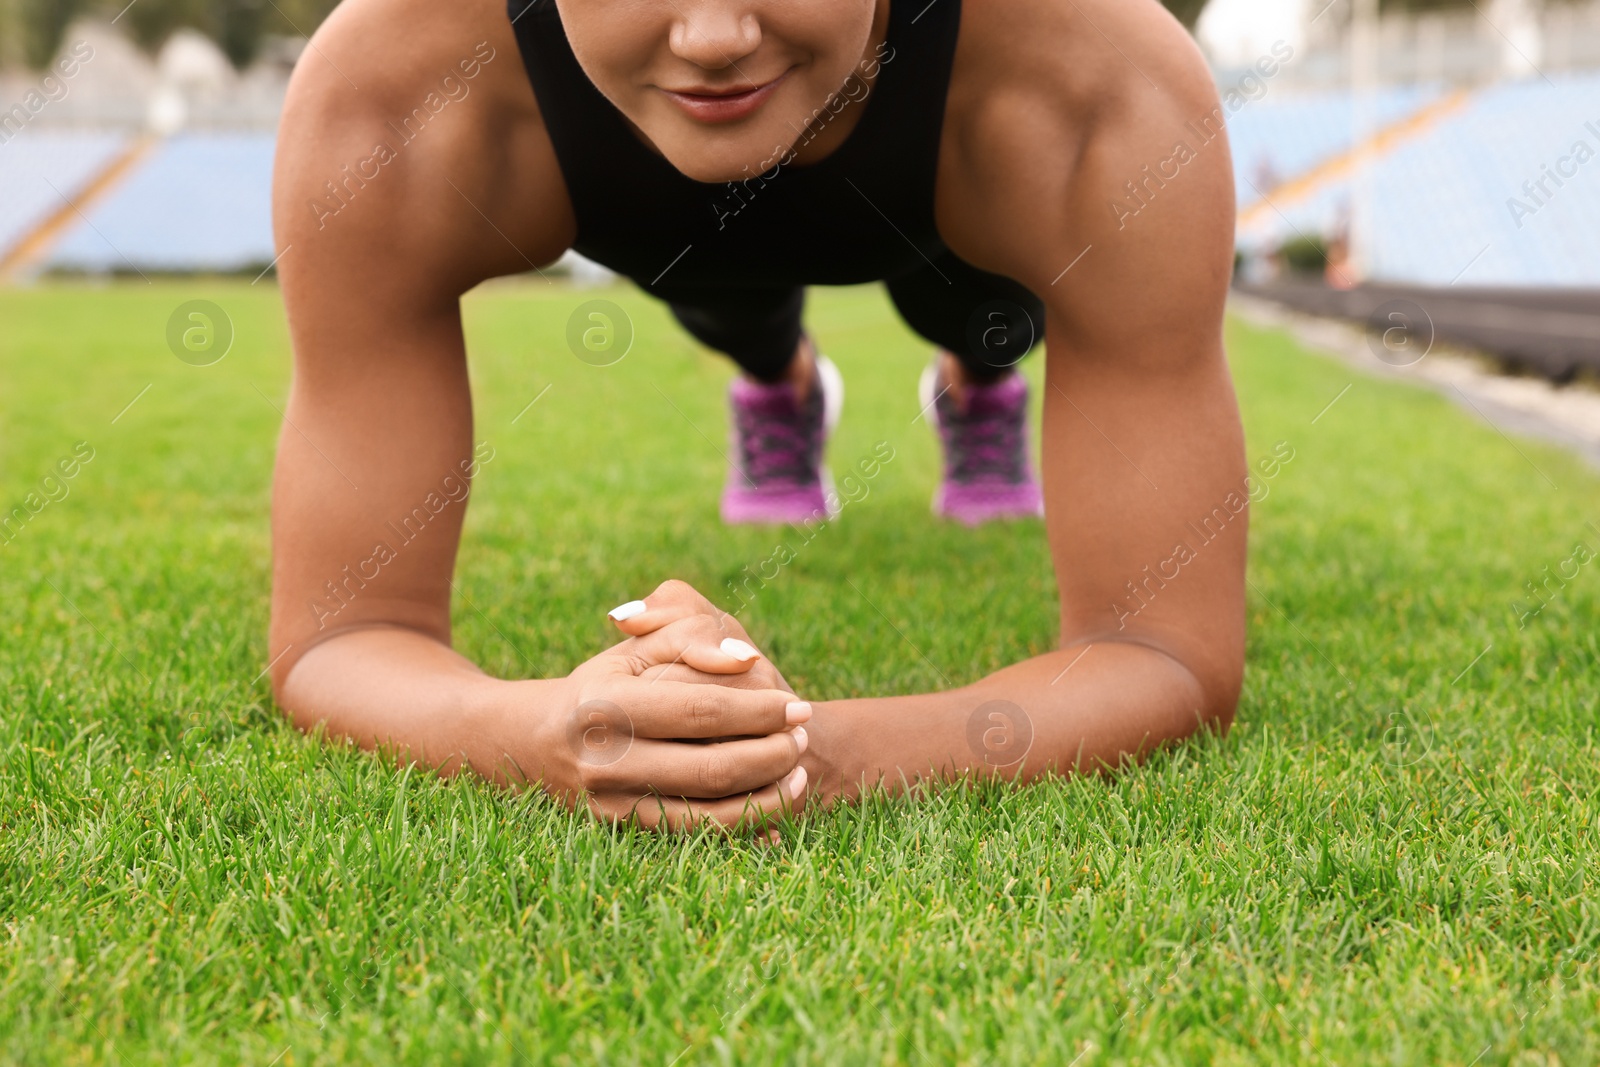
507,0,963,291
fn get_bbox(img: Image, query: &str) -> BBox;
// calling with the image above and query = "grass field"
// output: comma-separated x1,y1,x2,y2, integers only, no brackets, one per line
2,279,1598,1065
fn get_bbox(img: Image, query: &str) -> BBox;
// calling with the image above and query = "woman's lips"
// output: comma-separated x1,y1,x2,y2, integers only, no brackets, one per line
660,71,789,124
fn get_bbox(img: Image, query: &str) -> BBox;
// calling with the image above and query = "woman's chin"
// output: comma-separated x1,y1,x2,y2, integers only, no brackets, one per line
624,104,796,184
653,137,793,185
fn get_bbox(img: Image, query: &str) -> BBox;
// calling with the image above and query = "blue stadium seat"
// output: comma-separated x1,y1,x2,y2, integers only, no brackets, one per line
0,131,129,262
46,133,276,273
1225,85,1443,207
1233,71,1600,286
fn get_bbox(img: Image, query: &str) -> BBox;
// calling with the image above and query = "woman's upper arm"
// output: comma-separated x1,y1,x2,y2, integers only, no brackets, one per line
265,0,572,694
945,0,1248,719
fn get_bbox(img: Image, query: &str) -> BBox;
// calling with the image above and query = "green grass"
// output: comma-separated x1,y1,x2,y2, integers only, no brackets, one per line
2,278,1598,1065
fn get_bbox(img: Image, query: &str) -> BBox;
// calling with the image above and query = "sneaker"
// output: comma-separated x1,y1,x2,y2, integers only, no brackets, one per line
721,351,843,525
920,357,1044,525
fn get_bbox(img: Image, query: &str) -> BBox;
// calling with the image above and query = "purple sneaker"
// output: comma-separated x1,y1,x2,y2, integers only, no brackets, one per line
721,353,843,525
921,358,1044,525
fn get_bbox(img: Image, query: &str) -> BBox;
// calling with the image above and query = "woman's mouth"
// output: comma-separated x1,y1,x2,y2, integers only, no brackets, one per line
660,70,790,124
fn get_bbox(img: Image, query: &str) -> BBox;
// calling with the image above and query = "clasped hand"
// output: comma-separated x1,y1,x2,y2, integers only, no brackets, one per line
545,580,810,833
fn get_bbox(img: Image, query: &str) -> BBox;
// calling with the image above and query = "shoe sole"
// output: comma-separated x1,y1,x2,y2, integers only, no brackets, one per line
816,353,844,517
918,359,947,517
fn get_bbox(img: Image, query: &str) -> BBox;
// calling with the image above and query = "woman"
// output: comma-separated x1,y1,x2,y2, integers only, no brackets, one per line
515,0,1046,527
269,0,1248,832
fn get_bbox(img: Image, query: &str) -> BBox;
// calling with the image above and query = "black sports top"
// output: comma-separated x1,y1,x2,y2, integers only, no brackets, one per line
507,0,964,293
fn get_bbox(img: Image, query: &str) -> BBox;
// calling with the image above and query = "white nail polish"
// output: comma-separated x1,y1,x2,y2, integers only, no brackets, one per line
608,600,647,621
785,765,808,799
720,637,760,661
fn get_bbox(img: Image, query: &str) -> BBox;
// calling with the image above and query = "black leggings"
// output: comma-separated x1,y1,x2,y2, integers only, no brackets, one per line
646,249,1045,384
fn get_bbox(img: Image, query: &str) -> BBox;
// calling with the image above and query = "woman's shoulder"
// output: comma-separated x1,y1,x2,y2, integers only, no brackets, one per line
937,0,1231,286
275,0,573,288
949,0,1218,138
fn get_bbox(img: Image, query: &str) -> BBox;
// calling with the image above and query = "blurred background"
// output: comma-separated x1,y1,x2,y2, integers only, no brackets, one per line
1,0,1598,379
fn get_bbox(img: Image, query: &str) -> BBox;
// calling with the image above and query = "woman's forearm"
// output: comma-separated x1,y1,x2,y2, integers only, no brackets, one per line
808,641,1218,804
276,625,557,785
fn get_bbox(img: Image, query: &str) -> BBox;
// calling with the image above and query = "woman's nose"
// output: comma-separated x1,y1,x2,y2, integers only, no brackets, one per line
668,3,762,70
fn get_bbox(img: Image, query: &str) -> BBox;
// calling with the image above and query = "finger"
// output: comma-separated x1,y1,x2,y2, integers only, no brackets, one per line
588,729,807,797
606,579,739,637
591,764,808,833
617,615,768,676
606,596,698,635
611,676,811,739
639,659,786,692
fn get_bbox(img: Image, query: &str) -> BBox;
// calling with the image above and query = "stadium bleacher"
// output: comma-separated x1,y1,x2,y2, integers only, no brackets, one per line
1234,70,1600,286
1225,83,1442,205
44,133,276,274
2,72,1598,289
0,131,129,264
